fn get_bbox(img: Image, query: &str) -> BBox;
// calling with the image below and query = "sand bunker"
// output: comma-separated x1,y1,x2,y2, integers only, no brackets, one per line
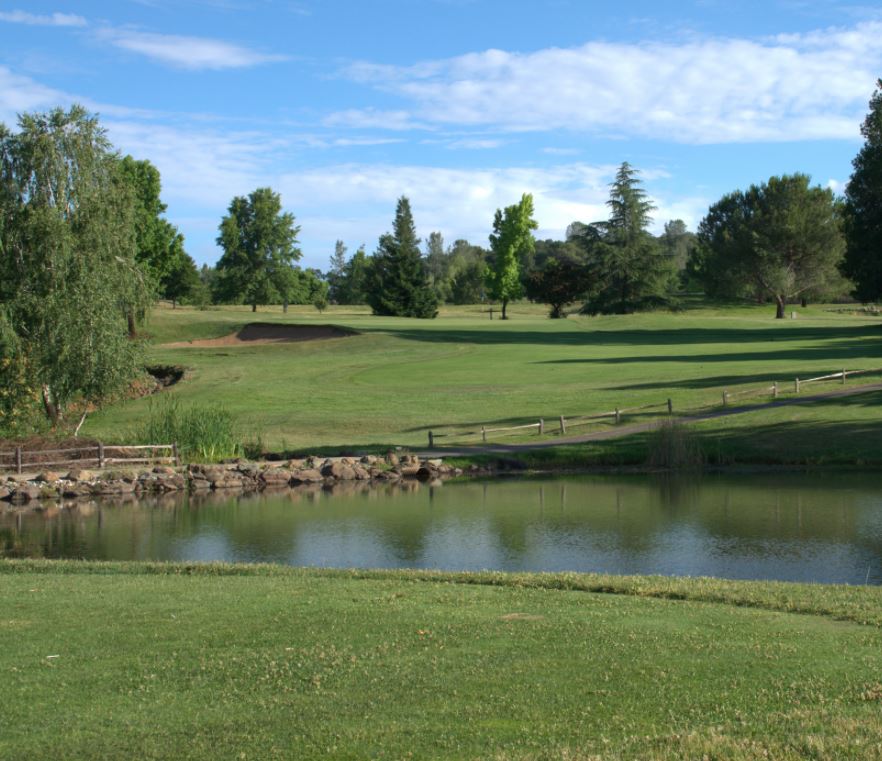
163,322,357,348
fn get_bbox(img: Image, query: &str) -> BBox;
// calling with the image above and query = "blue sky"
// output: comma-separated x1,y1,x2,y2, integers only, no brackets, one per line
1,1,880,269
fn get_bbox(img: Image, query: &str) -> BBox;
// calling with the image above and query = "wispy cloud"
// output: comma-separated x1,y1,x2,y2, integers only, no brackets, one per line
0,10,87,27
99,28,288,70
323,108,431,131
341,21,882,143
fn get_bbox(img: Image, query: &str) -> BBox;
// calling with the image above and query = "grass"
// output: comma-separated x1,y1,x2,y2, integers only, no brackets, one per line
79,301,882,463
2,559,882,759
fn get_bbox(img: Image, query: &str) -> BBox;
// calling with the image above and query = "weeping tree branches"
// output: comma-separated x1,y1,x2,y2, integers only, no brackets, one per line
0,105,145,427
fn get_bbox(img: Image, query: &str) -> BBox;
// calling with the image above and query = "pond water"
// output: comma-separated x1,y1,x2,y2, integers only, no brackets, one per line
3,473,882,585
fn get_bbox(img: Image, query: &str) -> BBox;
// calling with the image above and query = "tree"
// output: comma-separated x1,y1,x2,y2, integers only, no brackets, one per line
525,255,593,318
367,197,438,318
696,175,845,318
214,187,301,311
327,239,347,303
843,79,882,302
0,105,143,424
578,163,676,314
485,193,537,319
163,250,202,308
338,245,369,304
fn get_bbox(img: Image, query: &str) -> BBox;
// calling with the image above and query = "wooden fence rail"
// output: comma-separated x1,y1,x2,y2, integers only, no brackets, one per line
427,366,882,448
0,442,179,475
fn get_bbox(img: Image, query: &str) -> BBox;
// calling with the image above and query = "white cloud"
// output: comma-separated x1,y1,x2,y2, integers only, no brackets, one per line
0,66,70,125
341,21,882,143
323,108,431,131
446,138,505,150
99,29,288,70
0,10,87,27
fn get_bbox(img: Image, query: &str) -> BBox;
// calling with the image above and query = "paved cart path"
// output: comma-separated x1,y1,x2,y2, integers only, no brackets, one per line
415,381,882,457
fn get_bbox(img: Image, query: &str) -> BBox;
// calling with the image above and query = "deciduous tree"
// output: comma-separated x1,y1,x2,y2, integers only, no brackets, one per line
486,193,537,319
0,106,143,424
214,187,301,311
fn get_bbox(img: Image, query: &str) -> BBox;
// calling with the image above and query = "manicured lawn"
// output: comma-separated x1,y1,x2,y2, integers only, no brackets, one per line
2,560,882,759
81,301,882,460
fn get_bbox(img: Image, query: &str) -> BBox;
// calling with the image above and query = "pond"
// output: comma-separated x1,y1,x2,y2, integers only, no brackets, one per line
3,472,882,585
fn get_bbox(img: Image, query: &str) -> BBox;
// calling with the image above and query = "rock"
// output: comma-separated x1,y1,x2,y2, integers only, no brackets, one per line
427,459,443,468
399,465,421,477
321,461,354,478
153,465,176,476
360,455,376,465
11,485,41,502
386,453,400,467
287,458,306,469
0,485,11,501
260,469,293,487
416,466,433,481
291,469,323,484
34,471,60,483
353,466,371,480
62,483,91,498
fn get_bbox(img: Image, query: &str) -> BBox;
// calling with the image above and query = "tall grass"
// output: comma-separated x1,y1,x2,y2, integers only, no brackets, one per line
133,395,241,462
647,419,705,469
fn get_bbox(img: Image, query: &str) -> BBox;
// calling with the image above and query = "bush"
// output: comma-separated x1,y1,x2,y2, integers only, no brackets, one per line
133,396,242,461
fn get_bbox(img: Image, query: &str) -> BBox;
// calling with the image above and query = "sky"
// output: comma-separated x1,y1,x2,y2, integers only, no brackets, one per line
1,1,880,269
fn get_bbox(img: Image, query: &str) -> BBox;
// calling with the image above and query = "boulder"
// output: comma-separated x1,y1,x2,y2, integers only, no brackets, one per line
260,469,293,487
427,459,443,468
153,465,176,476
386,453,400,467
34,471,60,483
399,465,421,477
11,484,42,502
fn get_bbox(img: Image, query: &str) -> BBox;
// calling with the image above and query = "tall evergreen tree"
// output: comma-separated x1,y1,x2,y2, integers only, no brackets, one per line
580,162,675,314
486,193,537,319
339,245,369,304
367,197,438,318
214,187,301,312
843,79,882,302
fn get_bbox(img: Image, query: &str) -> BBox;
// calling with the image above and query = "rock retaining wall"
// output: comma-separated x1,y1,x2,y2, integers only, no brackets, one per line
0,454,484,505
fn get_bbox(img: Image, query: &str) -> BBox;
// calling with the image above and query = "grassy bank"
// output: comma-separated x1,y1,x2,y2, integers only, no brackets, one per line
2,560,882,759
78,301,882,464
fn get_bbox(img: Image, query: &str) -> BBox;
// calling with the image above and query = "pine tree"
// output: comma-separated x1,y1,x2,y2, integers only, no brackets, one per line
581,162,675,314
327,239,347,303
367,197,438,318
843,79,882,302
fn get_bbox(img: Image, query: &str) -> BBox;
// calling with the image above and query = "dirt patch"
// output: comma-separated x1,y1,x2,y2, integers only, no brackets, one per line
163,323,357,348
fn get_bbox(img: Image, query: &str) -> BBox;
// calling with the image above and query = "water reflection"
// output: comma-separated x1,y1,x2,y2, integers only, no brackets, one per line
2,473,882,585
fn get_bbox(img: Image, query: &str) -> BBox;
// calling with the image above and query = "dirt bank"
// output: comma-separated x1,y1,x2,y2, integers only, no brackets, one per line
163,323,357,348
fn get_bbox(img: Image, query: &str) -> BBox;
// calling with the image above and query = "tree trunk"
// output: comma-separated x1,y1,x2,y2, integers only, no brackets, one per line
41,385,60,425
501,299,508,320
172,298,177,309
801,297,808,308
283,299,288,314
251,303,257,313
127,312,136,338
775,296,786,319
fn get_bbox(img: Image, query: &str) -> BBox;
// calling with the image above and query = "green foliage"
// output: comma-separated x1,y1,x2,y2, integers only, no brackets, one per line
486,193,537,318
162,250,202,308
214,187,302,311
0,105,144,425
133,395,241,461
367,197,438,318
313,292,329,313
647,419,705,469
578,163,676,314
843,79,882,303
524,254,593,318
696,174,846,317
326,239,348,303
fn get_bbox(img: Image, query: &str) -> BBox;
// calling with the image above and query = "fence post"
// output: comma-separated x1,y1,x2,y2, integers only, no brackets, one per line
481,426,487,443
173,442,180,466
97,442,105,469
842,369,847,385
667,398,672,416
795,378,800,394
428,431,434,449
773,382,778,399
722,390,728,407
614,407,620,424
538,419,544,436
559,415,566,435
15,446,22,475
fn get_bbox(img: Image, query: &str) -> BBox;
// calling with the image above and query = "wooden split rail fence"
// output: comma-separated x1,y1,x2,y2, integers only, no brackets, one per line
0,443,179,475
427,366,882,448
